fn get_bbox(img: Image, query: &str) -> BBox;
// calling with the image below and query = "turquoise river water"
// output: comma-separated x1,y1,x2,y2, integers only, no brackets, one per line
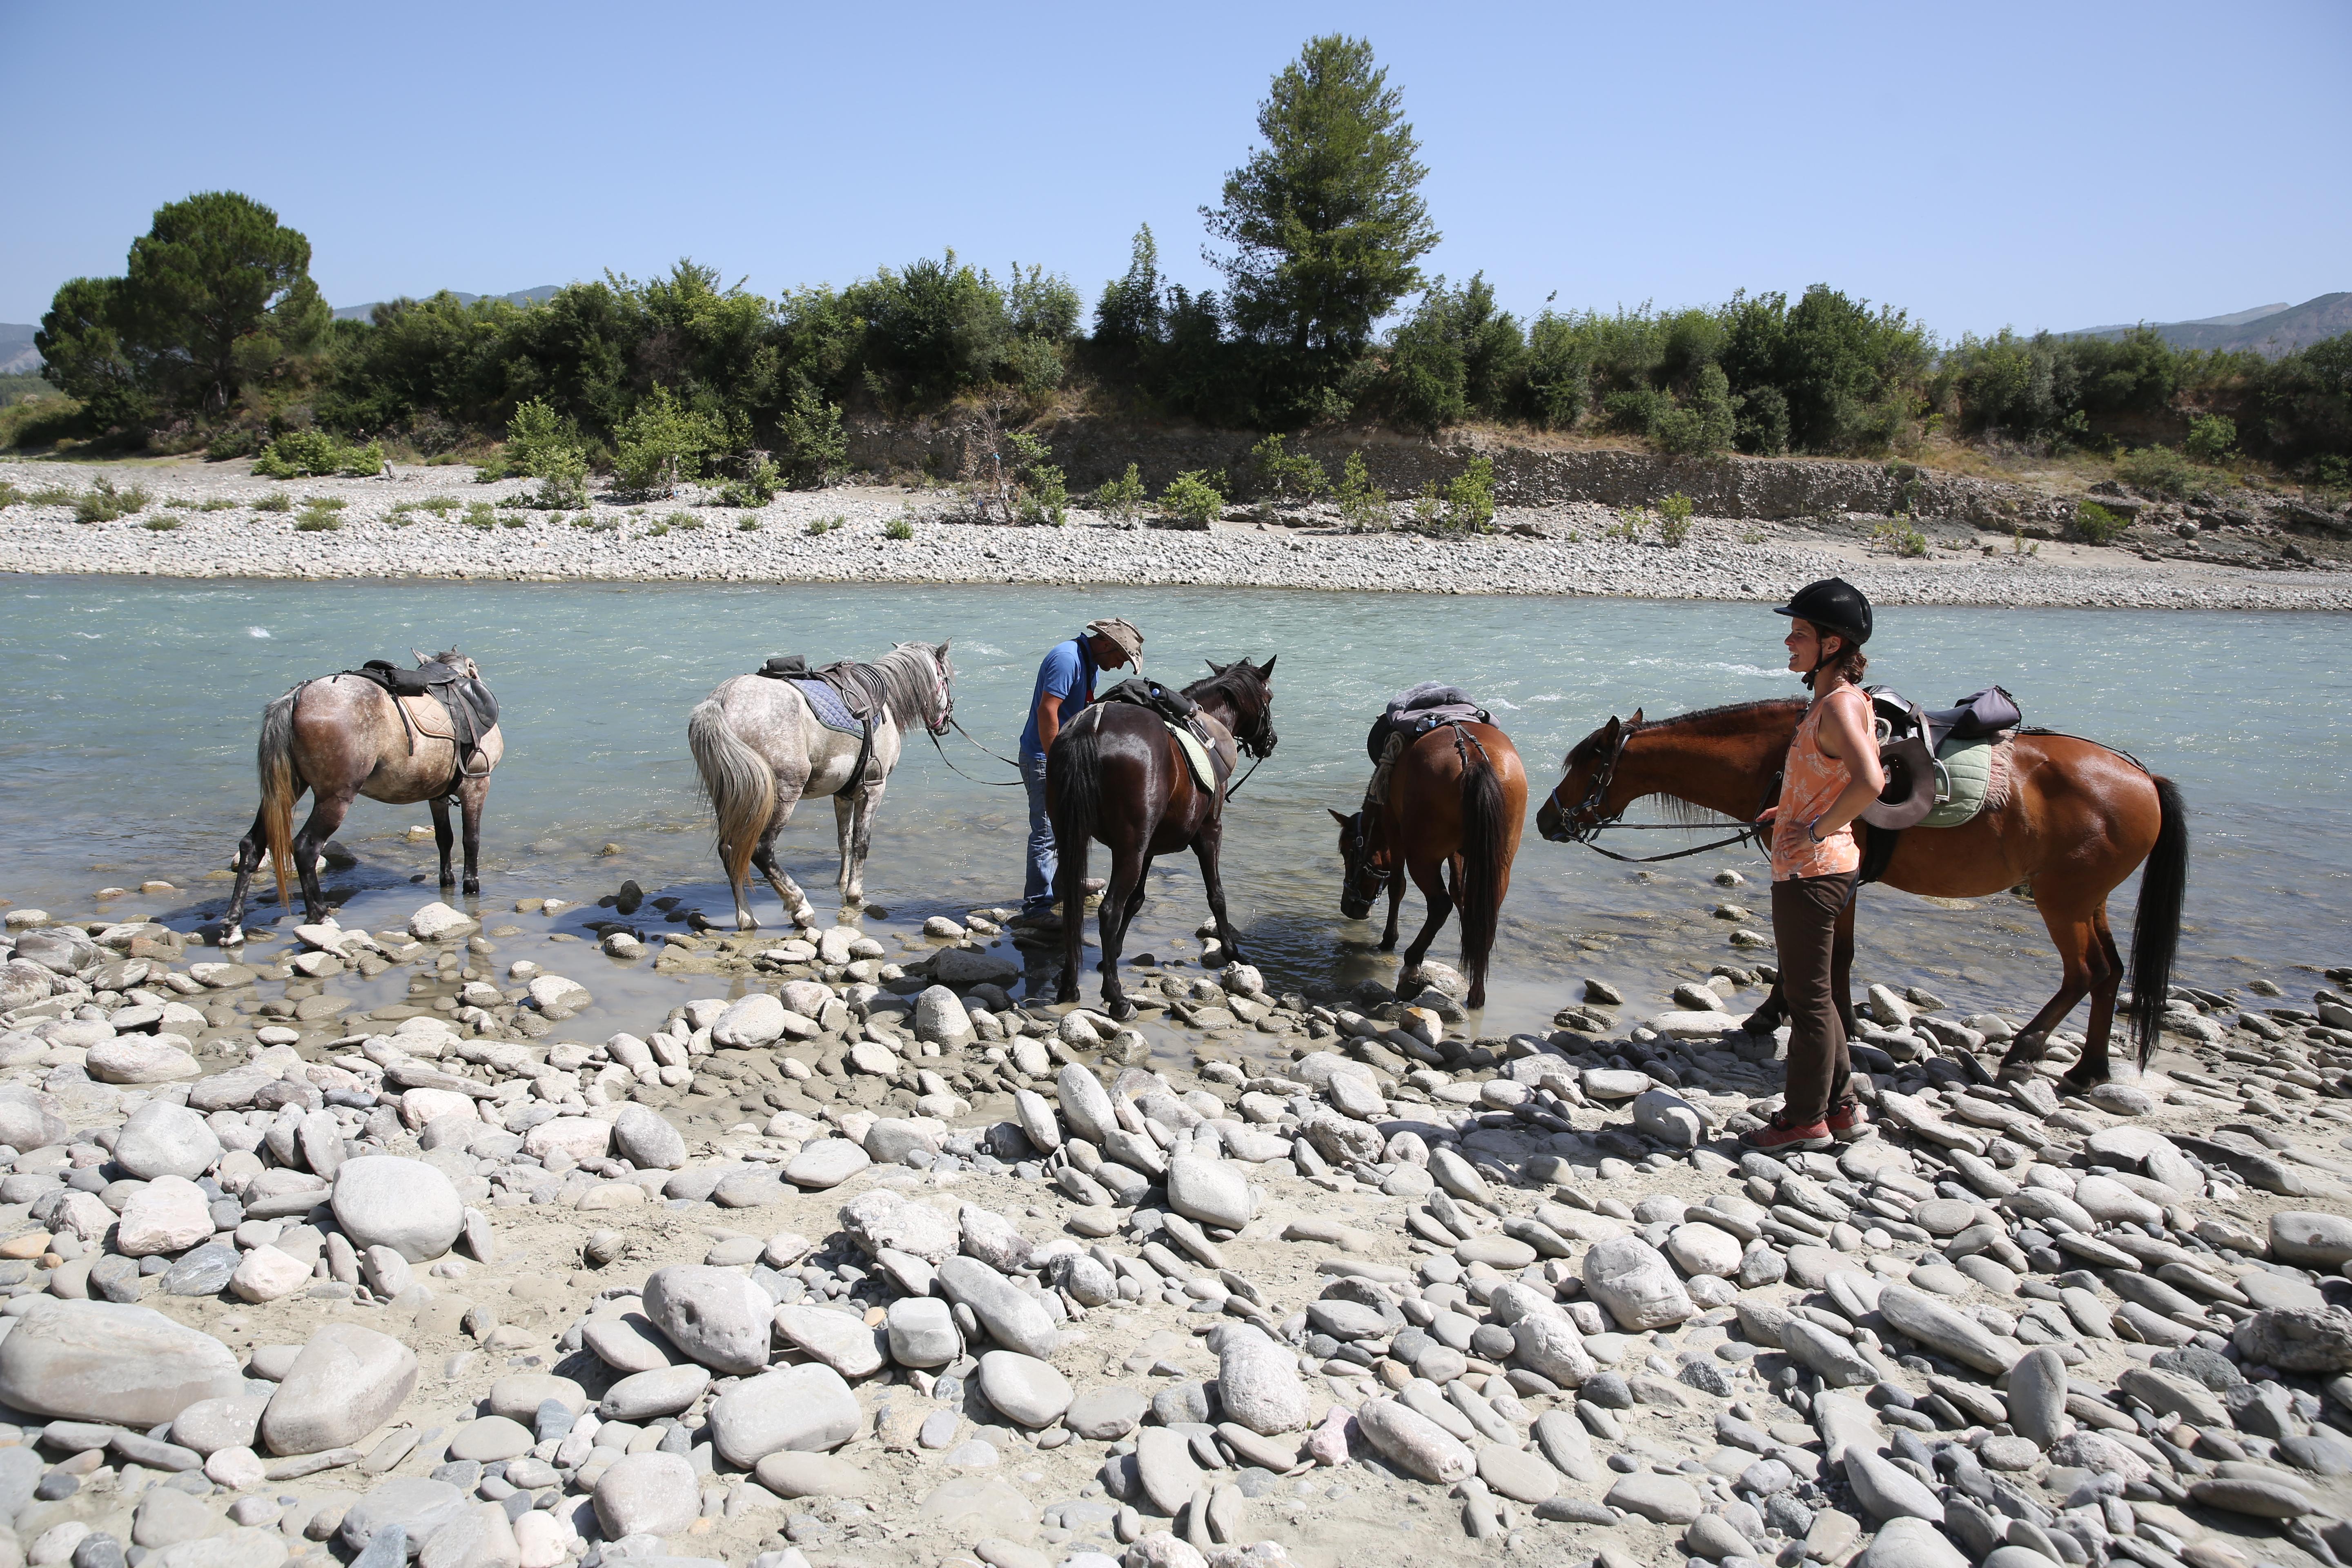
2,577,2347,1045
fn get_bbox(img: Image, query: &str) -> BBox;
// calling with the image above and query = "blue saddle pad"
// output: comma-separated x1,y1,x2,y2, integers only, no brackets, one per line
789,679,865,737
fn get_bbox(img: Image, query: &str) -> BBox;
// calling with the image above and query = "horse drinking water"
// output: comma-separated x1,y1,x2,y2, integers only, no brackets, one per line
220,648,504,942
1534,698,2187,1087
688,641,954,929
1331,699,1527,1011
1049,658,1278,1019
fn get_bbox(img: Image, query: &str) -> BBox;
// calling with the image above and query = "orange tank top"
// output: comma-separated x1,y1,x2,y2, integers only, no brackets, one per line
1771,687,1864,881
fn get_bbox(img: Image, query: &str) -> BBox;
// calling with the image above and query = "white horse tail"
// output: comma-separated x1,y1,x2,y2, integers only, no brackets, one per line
689,697,775,891
258,687,301,909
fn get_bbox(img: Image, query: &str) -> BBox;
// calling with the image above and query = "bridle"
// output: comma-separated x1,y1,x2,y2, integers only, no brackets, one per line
1541,716,1770,864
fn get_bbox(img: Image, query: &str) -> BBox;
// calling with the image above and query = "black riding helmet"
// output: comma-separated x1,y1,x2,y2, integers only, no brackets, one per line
1773,577,1872,647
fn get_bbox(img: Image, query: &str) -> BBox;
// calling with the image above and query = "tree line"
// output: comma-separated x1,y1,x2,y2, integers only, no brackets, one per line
25,35,2352,491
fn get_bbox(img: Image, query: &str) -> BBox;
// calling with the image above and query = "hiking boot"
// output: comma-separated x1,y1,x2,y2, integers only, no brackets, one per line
1740,1112,1833,1154
1826,1100,1870,1142
1082,877,1107,896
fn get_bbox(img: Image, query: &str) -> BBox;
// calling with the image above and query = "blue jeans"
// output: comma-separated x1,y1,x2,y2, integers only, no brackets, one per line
1022,753,1055,913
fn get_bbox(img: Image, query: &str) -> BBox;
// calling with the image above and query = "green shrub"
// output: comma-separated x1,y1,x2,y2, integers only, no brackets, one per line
718,455,782,508
1094,463,1147,523
531,446,591,510
1410,480,1445,530
0,480,23,508
2183,414,2237,464
463,500,498,530
2115,445,2201,499
1335,451,1388,530
2073,500,2131,544
806,514,846,535
74,478,152,522
1006,432,1068,526
293,497,343,531
884,516,914,540
1248,433,1329,506
1158,470,1224,528
1603,387,1673,438
1443,456,1496,533
1735,384,1791,455
665,510,701,531
503,398,575,476
1657,491,1695,546
204,425,260,461
1872,520,1928,557
1607,507,1645,541
253,490,292,512
773,385,848,488
197,497,235,512
141,516,178,531
416,494,459,514
1653,366,1736,456
613,385,722,497
736,517,761,531
253,430,383,479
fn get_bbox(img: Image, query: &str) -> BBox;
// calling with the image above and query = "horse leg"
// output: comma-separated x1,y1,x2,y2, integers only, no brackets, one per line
457,776,488,898
1379,867,1405,951
220,801,278,945
1396,851,1454,999
2059,904,2127,1090
1055,832,1092,1007
834,779,884,912
1191,816,1244,968
292,790,354,924
1096,846,1149,1023
1997,900,2101,1082
429,797,457,890
748,788,815,929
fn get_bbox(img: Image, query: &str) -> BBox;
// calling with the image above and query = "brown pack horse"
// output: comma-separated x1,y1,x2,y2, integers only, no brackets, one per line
1330,721,1526,1010
219,650,505,943
1050,658,1278,1020
1534,698,2187,1088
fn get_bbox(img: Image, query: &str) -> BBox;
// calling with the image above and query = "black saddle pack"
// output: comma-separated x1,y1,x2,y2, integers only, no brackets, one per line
348,659,499,790
1098,677,1199,727
1367,683,1490,764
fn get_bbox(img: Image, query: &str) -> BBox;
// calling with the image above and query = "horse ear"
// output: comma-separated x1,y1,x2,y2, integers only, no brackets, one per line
1206,658,1225,674
1256,655,1276,678
1328,808,1350,825
1629,707,1644,726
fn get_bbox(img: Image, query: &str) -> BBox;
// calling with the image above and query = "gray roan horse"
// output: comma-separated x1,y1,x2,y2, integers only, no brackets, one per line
688,642,954,929
220,649,505,943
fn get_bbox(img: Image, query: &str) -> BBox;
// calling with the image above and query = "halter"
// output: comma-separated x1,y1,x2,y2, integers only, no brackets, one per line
1540,716,1770,864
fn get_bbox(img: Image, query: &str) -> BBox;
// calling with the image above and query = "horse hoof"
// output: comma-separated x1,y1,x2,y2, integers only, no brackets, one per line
2057,1064,2107,1094
791,907,819,930
220,925,244,947
1108,999,1137,1023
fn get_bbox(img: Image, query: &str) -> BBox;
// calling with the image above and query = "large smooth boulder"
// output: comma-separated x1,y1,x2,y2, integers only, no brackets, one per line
1582,1237,1695,1331
641,1265,776,1375
711,994,787,1048
114,1102,223,1181
0,1083,67,1150
0,1301,243,1424
332,1157,463,1262
1165,1156,1252,1230
260,1323,419,1455
937,1256,1058,1358
1216,1326,1308,1434
87,1035,201,1084
611,1105,686,1170
704,1364,862,1467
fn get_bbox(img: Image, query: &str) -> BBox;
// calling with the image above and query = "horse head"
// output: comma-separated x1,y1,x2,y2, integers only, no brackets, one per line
898,639,953,736
421,646,481,680
1535,708,1642,843
1202,655,1279,759
1329,806,1388,919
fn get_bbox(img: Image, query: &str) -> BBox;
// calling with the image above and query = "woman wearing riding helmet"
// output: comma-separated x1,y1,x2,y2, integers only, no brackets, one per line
1742,578,1888,1154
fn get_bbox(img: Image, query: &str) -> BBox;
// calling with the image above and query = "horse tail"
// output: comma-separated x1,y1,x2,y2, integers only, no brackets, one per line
2128,773,2190,1069
1049,714,1102,920
258,687,300,909
689,697,774,892
1456,737,1509,1007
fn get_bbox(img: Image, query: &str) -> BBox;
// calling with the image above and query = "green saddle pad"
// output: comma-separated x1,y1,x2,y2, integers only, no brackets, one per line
1923,733,2000,829
1167,723,1220,793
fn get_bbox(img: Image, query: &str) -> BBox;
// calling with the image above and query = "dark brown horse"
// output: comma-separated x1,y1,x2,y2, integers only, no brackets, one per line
219,650,504,942
1331,721,1527,1010
1049,658,1278,1020
1533,698,2187,1087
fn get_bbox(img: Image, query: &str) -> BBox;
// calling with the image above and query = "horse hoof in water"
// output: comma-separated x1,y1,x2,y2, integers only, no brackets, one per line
791,906,819,931
1394,970,1425,1000
219,925,245,948
1107,998,1138,1023
462,879,479,897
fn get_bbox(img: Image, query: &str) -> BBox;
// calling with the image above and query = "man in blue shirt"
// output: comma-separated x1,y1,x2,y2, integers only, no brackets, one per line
1012,617,1143,929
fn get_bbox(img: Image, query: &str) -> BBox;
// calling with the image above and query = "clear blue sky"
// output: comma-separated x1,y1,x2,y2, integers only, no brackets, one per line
6,1,2346,341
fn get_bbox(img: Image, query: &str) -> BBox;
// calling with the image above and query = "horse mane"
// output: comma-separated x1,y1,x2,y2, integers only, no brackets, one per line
864,643,943,730
1183,661,1265,711
1641,696,1806,735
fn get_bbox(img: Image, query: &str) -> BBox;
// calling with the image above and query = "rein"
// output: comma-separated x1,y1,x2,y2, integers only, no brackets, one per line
1544,715,1770,863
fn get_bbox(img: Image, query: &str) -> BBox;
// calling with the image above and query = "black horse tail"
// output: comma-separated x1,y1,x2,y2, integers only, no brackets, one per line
2128,774,2189,1069
1456,741,1509,1010
1049,713,1102,925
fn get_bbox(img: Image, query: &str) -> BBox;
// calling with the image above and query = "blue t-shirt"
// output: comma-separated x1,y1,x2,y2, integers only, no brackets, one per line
1018,637,1098,760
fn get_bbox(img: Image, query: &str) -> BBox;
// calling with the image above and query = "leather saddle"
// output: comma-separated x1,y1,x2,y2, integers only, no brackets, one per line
347,660,499,788
1860,684,2023,832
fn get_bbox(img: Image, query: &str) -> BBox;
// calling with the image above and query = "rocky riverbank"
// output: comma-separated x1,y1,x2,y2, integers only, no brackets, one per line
0,460,2345,610
4,868,2352,1568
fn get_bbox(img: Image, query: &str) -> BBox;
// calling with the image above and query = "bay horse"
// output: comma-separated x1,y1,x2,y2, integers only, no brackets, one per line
688,642,953,929
220,648,504,943
1330,721,1526,1010
1533,698,2187,1088
1049,658,1278,1020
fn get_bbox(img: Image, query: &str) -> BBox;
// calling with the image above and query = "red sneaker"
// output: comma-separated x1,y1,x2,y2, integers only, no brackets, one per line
1826,1100,1870,1142
1740,1112,1833,1154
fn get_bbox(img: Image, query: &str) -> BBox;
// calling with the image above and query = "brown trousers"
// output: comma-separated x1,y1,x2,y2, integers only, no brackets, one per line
1772,871,1855,1125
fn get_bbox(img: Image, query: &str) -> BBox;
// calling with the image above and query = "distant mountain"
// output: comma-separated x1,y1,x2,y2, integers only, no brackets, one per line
332,285,561,322
0,323,39,376
2065,292,2352,357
